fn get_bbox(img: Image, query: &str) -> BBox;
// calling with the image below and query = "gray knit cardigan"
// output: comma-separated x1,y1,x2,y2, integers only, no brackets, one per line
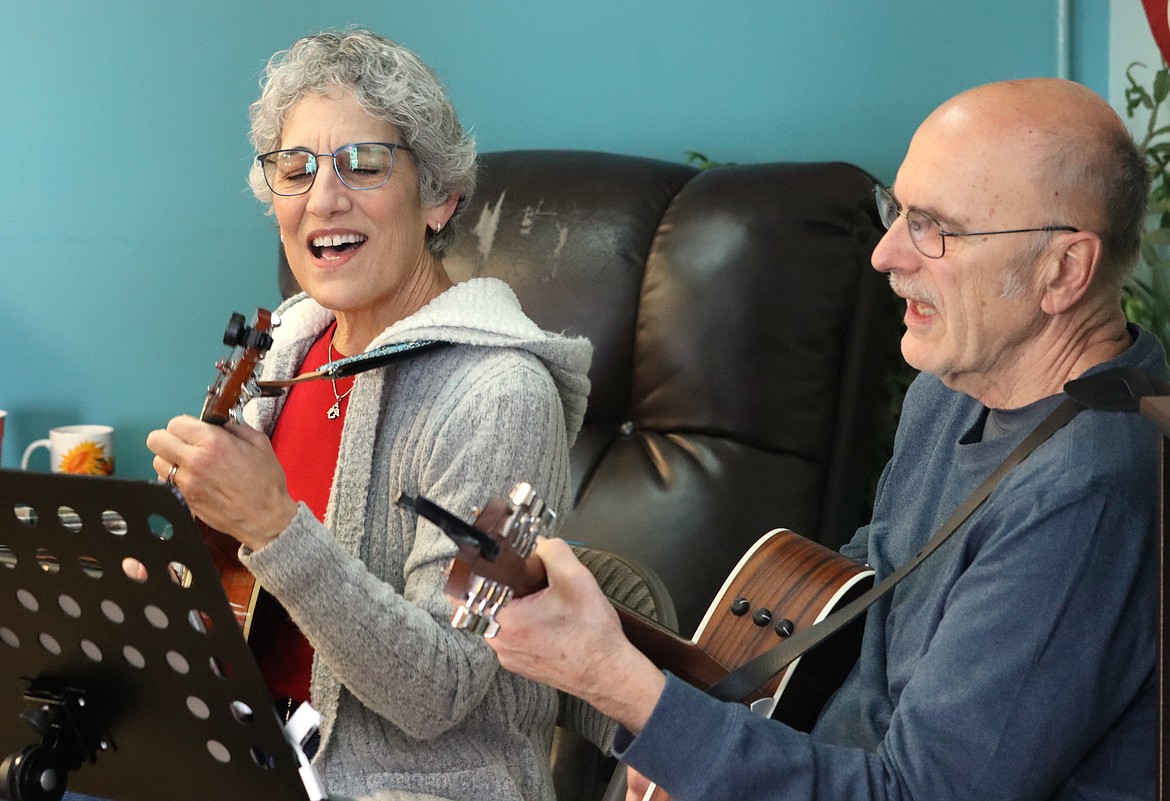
240,277,592,801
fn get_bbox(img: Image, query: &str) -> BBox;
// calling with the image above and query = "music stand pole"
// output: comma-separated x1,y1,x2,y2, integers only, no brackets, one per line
1141,397,1170,801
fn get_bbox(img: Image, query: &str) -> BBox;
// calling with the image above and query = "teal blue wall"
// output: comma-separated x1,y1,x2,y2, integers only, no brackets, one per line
1,1,1109,478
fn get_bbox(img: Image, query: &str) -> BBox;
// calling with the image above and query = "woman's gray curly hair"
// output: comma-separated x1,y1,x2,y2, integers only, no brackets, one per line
247,28,477,258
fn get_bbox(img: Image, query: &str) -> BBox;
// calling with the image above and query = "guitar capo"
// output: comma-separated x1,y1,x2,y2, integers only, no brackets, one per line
397,493,501,560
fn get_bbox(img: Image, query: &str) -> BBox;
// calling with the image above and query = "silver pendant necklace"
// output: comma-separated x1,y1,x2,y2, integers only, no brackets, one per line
327,331,354,420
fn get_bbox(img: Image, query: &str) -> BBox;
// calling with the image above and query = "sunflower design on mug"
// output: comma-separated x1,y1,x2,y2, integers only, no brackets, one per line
58,441,114,475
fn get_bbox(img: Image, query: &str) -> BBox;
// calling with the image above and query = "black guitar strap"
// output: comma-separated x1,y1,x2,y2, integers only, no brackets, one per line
257,339,452,391
707,367,1170,704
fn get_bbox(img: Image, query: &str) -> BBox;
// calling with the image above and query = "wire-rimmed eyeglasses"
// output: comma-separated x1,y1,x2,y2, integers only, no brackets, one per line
873,184,1078,259
257,142,413,196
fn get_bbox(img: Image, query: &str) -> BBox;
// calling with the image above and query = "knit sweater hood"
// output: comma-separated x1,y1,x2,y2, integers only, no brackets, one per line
252,277,591,447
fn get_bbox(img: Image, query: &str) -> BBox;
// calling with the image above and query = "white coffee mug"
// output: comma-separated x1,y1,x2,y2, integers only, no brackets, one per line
21,425,115,475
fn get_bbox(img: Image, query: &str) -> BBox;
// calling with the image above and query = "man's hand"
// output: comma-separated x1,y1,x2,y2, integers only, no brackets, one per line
467,536,667,735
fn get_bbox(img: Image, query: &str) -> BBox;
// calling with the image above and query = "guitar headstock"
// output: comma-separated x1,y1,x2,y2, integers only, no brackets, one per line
201,309,279,426
399,482,555,638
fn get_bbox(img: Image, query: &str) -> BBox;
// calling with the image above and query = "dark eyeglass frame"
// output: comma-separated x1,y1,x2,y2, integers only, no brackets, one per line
873,184,1078,259
256,141,413,196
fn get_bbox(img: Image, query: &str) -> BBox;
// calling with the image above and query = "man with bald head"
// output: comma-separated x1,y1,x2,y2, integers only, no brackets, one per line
464,79,1169,801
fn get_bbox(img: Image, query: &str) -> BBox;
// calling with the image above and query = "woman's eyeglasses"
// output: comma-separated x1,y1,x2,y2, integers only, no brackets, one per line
257,142,412,196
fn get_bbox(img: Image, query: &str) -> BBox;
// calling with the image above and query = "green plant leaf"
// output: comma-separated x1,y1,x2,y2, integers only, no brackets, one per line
1125,59,1170,363
1128,62,1156,114
1155,68,1170,104
683,150,734,170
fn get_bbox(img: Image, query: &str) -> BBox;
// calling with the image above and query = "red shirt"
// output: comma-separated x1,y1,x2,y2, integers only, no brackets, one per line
250,322,354,702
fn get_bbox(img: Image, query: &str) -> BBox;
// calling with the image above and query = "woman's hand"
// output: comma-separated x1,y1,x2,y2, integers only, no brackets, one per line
146,415,298,552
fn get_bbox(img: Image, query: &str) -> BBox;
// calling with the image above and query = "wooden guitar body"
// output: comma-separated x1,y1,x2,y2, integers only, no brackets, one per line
640,530,872,801
199,520,263,639
689,528,873,729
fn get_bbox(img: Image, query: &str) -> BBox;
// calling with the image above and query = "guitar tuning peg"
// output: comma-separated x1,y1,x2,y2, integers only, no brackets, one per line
509,482,536,507
499,482,555,559
223,312,247,347
451,573,512,638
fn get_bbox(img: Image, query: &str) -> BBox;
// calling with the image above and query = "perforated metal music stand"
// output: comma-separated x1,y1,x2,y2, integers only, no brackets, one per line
1147,398,1170,801
0,468,313,801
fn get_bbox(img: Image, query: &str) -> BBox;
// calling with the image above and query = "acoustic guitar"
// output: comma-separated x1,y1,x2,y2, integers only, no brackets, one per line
402,481,874,731
193,308,279,639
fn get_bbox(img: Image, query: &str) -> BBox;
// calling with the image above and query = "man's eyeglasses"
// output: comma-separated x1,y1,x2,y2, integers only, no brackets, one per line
873,184,1078,259
257,142,413,196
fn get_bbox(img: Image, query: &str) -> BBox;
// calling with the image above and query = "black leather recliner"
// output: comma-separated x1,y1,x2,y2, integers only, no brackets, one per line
443,150,900,635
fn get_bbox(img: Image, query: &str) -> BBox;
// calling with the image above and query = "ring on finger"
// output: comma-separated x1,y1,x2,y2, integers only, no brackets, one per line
166,464,178,486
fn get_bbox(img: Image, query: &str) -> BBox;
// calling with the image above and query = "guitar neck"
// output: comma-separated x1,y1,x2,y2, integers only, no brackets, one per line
612,603,735,693
446,538,735,693
441,489,873,726
195,309,276,641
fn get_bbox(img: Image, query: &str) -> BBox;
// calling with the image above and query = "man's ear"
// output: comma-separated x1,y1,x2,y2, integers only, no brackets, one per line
1039,231,1102,315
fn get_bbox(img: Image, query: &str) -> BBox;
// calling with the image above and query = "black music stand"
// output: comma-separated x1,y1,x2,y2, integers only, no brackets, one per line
0,469,319,801
1148,397,1170,801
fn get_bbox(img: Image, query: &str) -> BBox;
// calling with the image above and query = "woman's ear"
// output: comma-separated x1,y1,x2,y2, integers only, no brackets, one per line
429,193,460,233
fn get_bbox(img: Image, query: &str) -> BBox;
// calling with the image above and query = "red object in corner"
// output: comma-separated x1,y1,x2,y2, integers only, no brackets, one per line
1143,0,1170,66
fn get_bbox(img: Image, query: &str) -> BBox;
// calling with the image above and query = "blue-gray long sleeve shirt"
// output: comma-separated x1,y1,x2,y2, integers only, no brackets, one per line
615,326,1167,801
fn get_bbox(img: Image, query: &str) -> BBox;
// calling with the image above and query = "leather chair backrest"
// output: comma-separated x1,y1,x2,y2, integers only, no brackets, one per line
442,150,901,633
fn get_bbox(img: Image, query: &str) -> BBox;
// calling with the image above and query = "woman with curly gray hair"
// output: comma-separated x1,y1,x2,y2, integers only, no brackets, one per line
146,27,591,801
246,28,477,260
